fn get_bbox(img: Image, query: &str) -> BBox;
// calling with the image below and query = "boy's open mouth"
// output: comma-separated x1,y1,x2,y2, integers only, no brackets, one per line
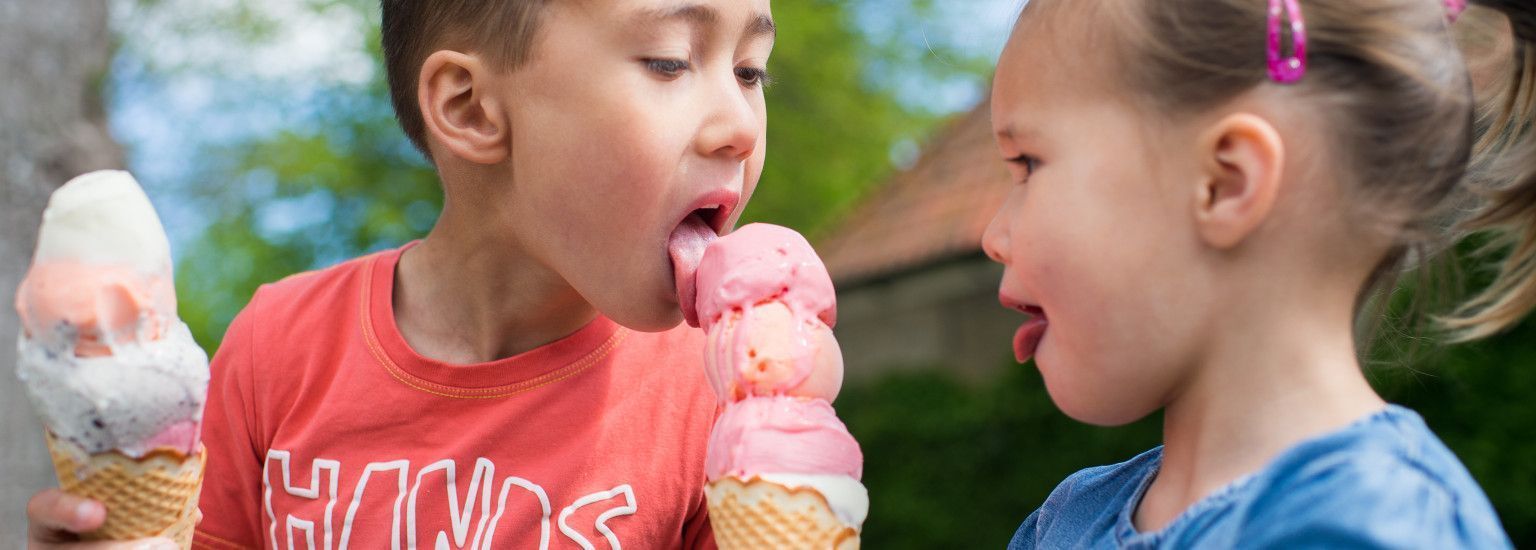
691,205,730,235
670,198,736,327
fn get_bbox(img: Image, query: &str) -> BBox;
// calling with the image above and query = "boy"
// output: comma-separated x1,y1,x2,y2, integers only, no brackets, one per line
26,0,775,547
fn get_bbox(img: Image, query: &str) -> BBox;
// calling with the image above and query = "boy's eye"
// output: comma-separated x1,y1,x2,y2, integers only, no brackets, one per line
736,66,772,88
645,58,691,78
1007,154,1041,182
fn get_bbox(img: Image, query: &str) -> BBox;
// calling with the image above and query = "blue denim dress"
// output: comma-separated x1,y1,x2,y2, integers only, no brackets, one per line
1008,406,1511,548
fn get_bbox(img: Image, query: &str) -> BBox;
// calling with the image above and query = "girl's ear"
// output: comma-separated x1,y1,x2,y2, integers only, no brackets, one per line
418,50,509,165
1192,113,1285,250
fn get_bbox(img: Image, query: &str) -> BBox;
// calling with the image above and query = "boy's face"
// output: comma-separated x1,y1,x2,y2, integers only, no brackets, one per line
493,0,773,331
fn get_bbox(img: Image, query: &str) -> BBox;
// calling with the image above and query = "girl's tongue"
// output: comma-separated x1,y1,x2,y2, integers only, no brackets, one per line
669,213,717,327
1013,311,1048,363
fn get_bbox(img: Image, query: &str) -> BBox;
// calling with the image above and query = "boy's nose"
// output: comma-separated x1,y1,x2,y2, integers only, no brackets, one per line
696,79,762,162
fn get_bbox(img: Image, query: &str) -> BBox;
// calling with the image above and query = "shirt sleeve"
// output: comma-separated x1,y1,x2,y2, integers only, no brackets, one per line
192,298,266,549
1007,509,1043,550
1242,451,1514,549
683,483,718,550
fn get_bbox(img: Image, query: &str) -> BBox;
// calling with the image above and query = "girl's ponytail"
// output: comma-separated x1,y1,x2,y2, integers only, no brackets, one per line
1446,1,1536,340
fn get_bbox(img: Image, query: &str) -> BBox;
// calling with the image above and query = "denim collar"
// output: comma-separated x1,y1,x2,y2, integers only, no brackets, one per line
1112,405,1405,547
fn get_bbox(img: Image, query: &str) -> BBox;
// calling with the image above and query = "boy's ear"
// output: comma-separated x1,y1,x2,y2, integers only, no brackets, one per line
1192,113,1285,250
418,50,509,165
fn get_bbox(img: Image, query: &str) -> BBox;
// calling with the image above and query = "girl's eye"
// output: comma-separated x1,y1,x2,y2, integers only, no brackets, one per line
736,66,772,88
1007,154,1040,182
645,58,691,78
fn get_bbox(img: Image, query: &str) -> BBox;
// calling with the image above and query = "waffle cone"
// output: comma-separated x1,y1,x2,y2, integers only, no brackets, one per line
706,476,859,550
44,431,205,549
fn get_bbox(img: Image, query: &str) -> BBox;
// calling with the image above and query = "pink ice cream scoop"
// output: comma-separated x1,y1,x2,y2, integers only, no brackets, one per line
692,224,843,402
694,223,837,331
706,396,863,481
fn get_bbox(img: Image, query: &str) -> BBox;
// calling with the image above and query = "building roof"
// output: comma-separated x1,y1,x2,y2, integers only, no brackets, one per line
818,98,1010,287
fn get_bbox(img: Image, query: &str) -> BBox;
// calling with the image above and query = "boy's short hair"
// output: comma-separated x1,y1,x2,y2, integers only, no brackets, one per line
381,0,550,159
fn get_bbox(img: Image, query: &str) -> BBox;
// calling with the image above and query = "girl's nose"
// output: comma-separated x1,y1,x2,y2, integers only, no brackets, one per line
982,202,1011,264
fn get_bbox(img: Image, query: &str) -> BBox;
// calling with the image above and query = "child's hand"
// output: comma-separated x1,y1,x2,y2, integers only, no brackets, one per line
26,489,178,549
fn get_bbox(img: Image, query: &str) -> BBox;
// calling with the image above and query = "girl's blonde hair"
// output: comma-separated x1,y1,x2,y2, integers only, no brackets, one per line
1446,1,1536,340
1033,0,1536,342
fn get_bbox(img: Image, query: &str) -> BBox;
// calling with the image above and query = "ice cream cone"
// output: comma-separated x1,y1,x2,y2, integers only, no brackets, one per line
44,431,205,549
706,476,859,550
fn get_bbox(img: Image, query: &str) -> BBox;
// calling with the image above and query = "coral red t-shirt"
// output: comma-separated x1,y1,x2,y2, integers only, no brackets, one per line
192,246,719,549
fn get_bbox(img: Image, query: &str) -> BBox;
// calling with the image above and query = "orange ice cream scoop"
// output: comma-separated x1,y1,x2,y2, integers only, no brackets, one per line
704,301,844,402
17,261,175,357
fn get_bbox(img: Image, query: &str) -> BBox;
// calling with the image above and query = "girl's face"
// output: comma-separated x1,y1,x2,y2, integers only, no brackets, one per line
983,15,1214,425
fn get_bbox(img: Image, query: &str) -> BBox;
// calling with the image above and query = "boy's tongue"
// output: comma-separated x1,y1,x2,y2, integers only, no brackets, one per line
669,213,716,327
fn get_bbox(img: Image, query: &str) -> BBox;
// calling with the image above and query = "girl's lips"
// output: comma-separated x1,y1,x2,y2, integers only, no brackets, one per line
1012,307,1047,363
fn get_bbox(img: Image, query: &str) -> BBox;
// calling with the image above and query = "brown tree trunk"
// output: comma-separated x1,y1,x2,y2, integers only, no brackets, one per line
0,0,122,541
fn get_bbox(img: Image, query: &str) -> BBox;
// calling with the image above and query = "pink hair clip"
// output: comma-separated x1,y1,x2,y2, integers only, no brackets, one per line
1267,0,1307,83
1445,0,1467,22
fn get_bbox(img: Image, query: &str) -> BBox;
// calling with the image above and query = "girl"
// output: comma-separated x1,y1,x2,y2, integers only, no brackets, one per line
984,0,1533,547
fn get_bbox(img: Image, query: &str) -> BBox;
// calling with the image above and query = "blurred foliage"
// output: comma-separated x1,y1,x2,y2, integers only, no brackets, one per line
837,364,1161,547
157,0,984,350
